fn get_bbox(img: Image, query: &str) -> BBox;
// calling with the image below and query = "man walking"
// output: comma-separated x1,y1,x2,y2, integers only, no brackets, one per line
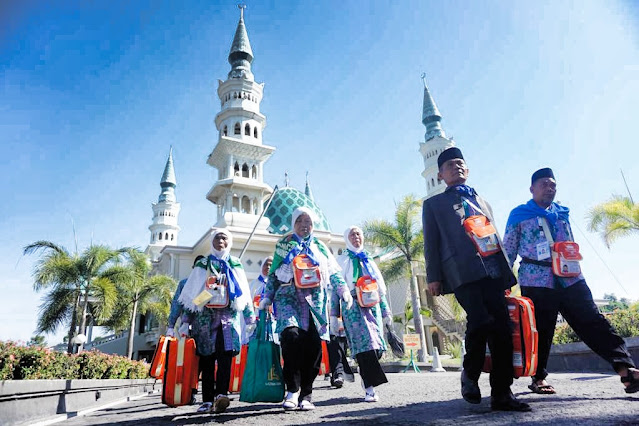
502,168,639,395
422,147,530,412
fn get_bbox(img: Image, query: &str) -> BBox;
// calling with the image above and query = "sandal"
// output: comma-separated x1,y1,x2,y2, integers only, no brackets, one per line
528,381,556,394
621,369,639,394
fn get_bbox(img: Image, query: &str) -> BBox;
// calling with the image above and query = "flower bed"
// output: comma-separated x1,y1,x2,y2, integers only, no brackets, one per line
0,341,148,380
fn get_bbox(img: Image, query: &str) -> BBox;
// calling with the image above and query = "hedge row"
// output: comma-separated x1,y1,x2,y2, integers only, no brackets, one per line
553,307,639,345
0,341,149,380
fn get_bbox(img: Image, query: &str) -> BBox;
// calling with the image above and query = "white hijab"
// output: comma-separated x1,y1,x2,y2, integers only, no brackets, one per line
178,228,251,312
337,226,387,295
211,228,233,259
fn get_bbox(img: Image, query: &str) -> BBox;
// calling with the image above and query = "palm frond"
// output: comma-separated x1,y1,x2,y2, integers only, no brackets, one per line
23,241,69,256
36,286,75,334
587,195,639,248
379,256,410,282
90,277,118,322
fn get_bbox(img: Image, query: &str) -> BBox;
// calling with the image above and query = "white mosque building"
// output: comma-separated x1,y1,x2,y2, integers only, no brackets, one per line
90,8,463,360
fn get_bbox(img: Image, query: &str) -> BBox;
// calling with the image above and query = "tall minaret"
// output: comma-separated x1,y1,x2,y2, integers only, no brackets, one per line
418,75,455,199
206,6,275,229
147,147,181,261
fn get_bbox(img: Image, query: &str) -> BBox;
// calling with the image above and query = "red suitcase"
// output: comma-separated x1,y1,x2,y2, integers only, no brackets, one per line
483,295,538,378
229,344,249,393
162,337,200,407
149,335,168,379
318,340,330,376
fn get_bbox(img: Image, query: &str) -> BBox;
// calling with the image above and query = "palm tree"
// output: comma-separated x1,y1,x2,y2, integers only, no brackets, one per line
393,301,431,334
102,249,175,359
588,195,639,248
363,194,429,361
24,242,124,353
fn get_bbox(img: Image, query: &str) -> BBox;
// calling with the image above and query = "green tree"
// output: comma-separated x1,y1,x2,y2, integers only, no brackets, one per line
27,335,47,347
364,194,429,361
24,242,124,353
102,249,176,359
393,301,431,334
601,293,630,313
588,195,639,248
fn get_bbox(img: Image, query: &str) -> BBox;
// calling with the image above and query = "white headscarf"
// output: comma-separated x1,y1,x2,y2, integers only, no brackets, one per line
337,226,387,295
211,228,233,259
344,226,364,253
291,207,317,236
178,228,251,312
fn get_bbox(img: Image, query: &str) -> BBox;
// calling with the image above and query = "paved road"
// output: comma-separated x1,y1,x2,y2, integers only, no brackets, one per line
61,372,639,425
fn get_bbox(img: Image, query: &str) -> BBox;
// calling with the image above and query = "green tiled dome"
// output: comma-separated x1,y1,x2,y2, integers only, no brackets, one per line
264,187,331,234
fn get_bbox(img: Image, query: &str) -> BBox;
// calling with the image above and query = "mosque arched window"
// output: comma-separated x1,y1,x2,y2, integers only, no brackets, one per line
234,162,240,176
245,123,250,136
253,127,258,138
431,178,435,187
234,123,241,135
242,163,249,178
171,234,174,241
241,196,250,213
251,165,257,179
165,232,169,240
159,233,162,240
223,125,228,136
253,197,259,214
232,195,240,212
233,92,237,99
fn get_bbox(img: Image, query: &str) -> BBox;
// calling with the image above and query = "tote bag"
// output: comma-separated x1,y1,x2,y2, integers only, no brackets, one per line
239,310,285,403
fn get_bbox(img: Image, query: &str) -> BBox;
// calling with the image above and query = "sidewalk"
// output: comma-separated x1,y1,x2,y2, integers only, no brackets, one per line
57,372,639,425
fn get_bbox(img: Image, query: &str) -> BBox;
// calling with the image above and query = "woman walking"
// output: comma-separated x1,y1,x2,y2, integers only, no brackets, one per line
261,207,352,411
178,229,255,414
335,226,393,402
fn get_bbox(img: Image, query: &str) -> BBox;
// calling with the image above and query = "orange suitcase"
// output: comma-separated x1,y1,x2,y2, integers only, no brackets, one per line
162,337,200,407
149,335,168,379
483,295,538,378
229,344,249,393
318,340,330,376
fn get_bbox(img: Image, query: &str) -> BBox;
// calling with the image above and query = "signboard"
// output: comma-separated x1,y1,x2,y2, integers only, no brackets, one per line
402,334,420,350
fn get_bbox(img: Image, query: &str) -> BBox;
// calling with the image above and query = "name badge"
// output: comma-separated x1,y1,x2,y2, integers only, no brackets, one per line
536,242,551,260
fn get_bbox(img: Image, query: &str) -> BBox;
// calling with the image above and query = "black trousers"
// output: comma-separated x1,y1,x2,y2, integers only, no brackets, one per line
327,335,353,379
522,280,635,382
454,277,513,396
199,328,233,403
280,321,322,400
356,349,388,388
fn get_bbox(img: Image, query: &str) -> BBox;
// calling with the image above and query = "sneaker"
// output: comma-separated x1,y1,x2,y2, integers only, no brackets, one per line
196,402,213,413
331,375,344,388
364,386,379,402
213,394,230,414
299,399,315,411
282,390,300,411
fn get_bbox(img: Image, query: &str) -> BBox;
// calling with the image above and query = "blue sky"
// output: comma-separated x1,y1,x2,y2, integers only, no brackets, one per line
1,0,638,344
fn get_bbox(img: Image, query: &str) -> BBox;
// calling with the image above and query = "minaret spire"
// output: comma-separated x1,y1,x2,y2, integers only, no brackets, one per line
304,171,314,201
228,4,254,80
147,147,181,261
159,147,177,202
421,74,446,140
418,75,455,199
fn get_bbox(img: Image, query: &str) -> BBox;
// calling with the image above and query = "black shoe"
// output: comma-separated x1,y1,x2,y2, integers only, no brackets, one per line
331,376,344,388
490,391,532,412
460,370,481,404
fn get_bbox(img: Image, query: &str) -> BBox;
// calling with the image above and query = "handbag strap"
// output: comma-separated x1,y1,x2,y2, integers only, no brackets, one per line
461,196,488,217
539,218,555,245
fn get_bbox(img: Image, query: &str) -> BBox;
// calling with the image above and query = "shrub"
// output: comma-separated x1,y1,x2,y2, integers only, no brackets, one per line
553,323,580,344
552,308,639,345
0,341,149,380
